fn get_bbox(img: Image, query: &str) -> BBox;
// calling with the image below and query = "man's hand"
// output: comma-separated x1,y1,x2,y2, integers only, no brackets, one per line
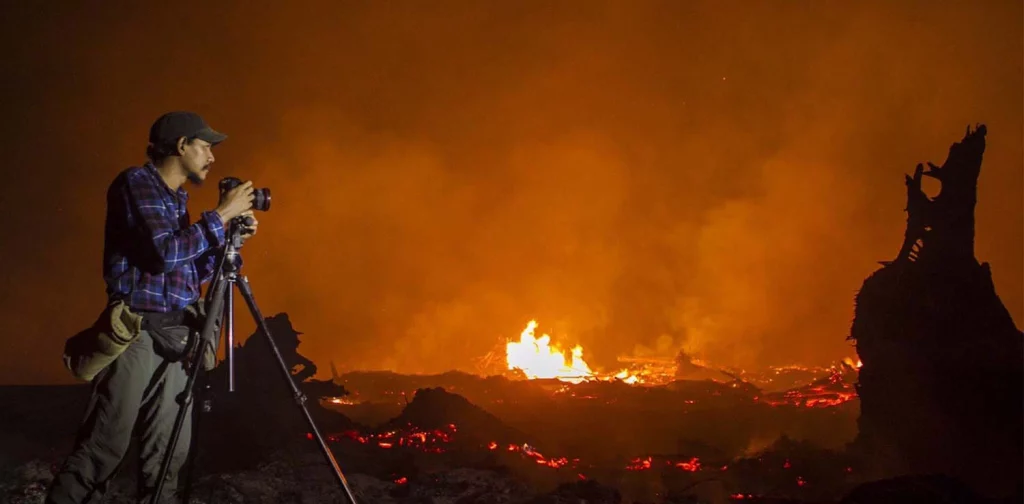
239,210,258,242
216,181,255,224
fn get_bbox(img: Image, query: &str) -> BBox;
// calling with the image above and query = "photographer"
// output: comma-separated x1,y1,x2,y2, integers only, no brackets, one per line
47,112,257,504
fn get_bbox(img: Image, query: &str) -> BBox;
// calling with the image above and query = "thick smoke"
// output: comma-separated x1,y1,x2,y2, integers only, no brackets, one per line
0,1,1020,383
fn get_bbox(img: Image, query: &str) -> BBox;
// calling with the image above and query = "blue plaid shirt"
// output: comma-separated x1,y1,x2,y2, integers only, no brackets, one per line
103,163,225,313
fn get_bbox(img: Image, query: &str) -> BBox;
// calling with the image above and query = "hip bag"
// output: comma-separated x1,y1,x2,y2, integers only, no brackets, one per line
141,303,208,362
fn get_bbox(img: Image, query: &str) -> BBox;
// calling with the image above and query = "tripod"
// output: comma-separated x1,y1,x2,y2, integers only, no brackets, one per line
150,218,359,504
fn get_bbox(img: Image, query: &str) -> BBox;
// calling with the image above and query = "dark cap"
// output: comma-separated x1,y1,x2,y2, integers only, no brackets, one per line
149,111,227,146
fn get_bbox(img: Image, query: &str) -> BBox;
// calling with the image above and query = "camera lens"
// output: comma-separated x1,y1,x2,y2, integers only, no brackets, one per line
253,188,271,211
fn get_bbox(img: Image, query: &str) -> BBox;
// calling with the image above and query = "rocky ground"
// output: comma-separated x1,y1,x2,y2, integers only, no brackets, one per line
0,452,1006,504
0,384,1014,503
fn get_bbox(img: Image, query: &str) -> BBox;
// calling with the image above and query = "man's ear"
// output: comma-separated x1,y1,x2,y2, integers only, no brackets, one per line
176,137,188,155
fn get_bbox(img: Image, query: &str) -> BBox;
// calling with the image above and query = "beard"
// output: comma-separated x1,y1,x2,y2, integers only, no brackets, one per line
186,165,209,185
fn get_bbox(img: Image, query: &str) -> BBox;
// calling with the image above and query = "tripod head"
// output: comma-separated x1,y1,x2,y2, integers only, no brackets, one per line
228,215,255,249
218,215,255,275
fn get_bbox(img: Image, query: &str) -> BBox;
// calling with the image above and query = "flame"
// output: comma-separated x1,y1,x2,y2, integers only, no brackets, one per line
502,319,860,394
506,320,596,383
504,320,645,384
614,369,641,384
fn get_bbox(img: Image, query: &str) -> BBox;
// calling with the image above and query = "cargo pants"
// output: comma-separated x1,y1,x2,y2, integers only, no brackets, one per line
46,330,193,504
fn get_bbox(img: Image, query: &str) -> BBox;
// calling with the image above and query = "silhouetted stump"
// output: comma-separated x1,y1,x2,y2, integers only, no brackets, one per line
849,125,1023,497
195,312,354,473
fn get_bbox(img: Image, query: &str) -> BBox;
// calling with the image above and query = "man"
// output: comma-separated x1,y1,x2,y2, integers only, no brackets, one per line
47,111,257,503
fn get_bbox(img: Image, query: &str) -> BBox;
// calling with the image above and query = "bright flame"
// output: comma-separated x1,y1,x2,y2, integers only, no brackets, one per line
614,369,640,384
506,320,595,383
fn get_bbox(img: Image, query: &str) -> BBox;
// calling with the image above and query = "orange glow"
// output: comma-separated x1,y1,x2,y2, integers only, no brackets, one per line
2,3,1021,389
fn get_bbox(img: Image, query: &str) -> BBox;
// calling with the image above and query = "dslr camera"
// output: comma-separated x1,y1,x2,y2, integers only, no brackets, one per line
219,176,271,212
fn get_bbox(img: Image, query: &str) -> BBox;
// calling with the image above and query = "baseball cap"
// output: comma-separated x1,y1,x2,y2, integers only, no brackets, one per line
148,111,227,146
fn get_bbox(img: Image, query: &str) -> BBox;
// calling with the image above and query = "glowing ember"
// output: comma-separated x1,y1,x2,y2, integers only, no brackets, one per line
626,456,703,472
327,423,719,476
758,366,859,407
626,456,653,471
504,442,575,468
330,424,453,454
506,320,596,383
675,457,701,472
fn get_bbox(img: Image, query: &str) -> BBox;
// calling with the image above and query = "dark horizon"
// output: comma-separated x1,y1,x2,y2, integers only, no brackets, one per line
1,1,1021,385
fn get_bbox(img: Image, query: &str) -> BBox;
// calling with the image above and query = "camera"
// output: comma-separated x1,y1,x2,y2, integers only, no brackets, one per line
219,176,271,211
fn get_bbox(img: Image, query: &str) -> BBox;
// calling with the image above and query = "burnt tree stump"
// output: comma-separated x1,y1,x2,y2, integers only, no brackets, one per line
849,125,1022,497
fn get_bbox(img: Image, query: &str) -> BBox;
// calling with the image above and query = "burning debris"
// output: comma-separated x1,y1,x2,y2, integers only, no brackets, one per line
312,387,866,503
325,358,861,490
499,319,862,395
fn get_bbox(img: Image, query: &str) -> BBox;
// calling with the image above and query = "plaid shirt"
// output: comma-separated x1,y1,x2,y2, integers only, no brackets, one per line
103,163,225,313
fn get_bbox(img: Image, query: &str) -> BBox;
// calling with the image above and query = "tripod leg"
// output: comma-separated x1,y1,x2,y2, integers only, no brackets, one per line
150,274,229,504
234,275,359,504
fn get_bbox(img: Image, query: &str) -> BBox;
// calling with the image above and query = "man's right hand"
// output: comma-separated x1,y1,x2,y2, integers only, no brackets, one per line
215,180,255,224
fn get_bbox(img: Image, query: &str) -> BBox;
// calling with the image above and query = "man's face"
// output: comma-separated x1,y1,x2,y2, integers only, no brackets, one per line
180,138,215,184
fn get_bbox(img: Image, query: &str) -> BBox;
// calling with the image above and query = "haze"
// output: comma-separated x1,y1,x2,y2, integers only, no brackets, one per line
1,1,1020,384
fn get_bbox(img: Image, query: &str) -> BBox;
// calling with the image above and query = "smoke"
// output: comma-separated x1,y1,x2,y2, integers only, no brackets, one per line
0,1,1020,384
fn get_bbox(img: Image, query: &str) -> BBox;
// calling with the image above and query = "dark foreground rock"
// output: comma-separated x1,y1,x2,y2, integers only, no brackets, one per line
0,455,618,504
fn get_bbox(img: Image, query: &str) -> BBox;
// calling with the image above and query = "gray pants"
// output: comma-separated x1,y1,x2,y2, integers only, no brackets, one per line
47,331,193,504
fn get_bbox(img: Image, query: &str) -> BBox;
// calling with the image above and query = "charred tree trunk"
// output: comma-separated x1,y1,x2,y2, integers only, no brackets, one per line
849,125,1023,497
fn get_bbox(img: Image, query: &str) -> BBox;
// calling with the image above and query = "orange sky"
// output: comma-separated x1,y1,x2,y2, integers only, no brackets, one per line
1,1,1020,384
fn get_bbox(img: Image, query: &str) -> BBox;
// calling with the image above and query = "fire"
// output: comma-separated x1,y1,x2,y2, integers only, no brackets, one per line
506,320,596,383
500,320,857,396
614,369,640,384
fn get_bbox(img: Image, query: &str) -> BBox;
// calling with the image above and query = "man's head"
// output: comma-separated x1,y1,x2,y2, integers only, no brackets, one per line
146,111,227,184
